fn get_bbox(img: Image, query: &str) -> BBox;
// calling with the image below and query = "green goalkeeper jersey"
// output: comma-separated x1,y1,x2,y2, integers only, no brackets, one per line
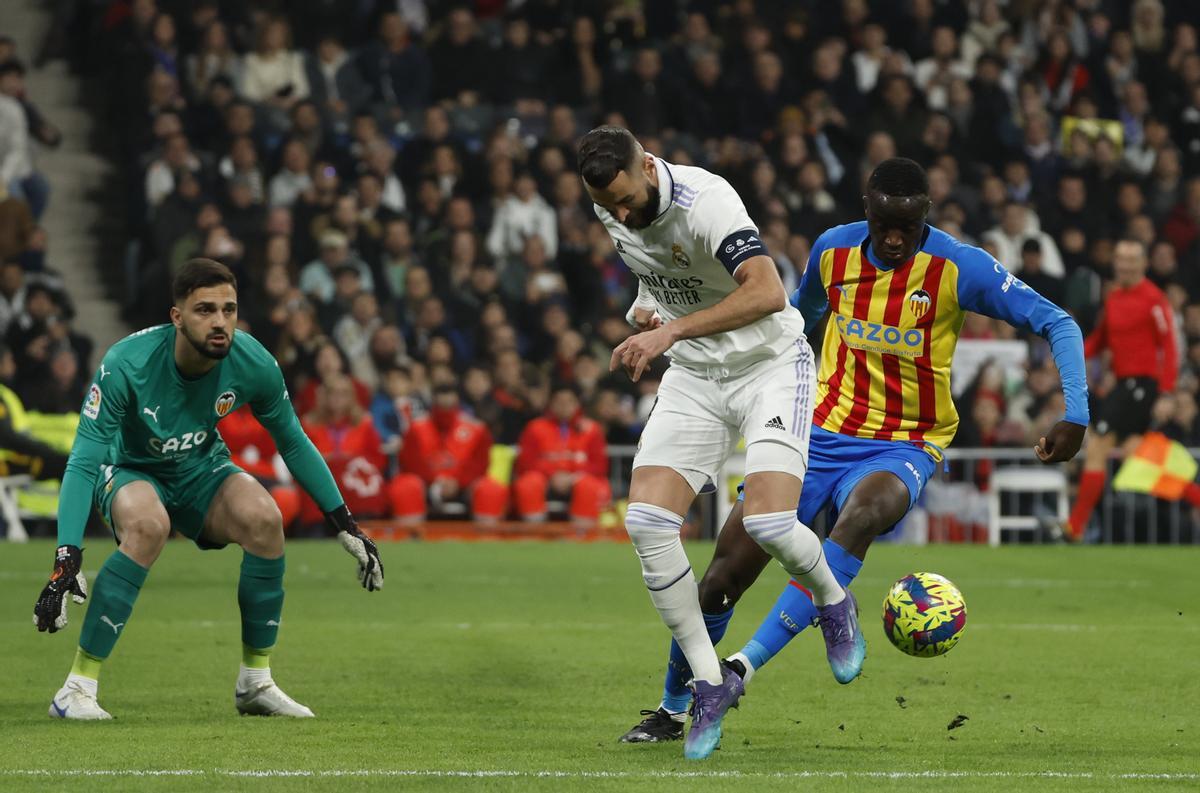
56,324,344,547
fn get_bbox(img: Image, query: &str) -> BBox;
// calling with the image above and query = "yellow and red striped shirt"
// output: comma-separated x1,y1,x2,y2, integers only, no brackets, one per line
796,222,1089,461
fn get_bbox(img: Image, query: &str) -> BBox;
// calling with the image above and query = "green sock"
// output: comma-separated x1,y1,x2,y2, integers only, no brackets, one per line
79,550,148,660
70,648,104,680
238,552,285,656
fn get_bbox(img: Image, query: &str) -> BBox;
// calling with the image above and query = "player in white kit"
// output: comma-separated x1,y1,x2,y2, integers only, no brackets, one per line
577,127,865,760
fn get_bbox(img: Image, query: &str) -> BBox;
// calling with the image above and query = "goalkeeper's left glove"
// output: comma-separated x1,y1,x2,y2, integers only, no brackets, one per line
326,504,384,592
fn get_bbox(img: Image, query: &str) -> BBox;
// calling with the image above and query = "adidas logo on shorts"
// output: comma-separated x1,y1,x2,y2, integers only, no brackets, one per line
764,416,785,430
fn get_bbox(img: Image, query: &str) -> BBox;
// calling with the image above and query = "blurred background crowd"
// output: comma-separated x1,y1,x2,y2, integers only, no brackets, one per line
4,0,1200,528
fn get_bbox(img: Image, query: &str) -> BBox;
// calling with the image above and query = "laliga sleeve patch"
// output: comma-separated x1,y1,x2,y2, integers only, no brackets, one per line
83,383,102,419
716,229,768,274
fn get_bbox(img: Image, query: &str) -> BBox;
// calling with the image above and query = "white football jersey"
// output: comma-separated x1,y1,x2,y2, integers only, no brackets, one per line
595,156,806,370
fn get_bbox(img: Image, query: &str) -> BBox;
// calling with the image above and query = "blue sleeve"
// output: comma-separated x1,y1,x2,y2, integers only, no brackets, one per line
791,236,831,334
954,246,1089,426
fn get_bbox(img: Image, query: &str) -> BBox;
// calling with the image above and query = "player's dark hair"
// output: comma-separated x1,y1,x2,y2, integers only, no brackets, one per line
173,258,237,303
577,126,640,189
867,158,929,197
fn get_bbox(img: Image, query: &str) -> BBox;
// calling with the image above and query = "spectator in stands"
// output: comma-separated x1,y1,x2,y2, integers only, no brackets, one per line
362,139,406,216
0,183,33,262
371,364,421,455
299,229,373,306
0,342,67,481
589,387,639,445
142,131,204,211
489,15,550,114
6,283,89,387
334,290,383,388
267,138,313,208
240,16,309,126
390,379,507,523
185,18,240,99
357,12,431,117
217,135,264,205
1018,238,1065,307
428,7,487,106
305,34,369,130
512,383,611,524
21,345,83,414
301,373,390,522
292,338,371,418
984,200,1065,277
487,170,557,266
0,60,47,218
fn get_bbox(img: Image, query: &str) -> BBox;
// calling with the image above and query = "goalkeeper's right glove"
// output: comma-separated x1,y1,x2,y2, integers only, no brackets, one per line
33,545,88,633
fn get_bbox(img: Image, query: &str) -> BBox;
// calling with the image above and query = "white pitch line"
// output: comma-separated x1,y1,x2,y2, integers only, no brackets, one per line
3,769,1198,781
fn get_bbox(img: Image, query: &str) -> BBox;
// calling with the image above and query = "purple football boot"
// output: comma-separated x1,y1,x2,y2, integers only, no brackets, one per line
817,587,866,684
683,665,745,760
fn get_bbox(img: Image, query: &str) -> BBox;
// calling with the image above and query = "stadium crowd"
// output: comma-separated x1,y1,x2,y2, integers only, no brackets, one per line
7,0,1200,528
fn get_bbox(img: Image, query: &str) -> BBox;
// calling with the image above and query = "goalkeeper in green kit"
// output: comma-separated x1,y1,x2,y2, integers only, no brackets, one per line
32,259,384,720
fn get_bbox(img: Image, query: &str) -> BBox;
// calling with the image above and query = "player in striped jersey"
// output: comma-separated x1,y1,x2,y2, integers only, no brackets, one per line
621,157,1088,743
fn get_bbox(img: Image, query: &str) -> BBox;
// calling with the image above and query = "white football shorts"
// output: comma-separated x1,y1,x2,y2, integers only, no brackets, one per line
632,336,816,493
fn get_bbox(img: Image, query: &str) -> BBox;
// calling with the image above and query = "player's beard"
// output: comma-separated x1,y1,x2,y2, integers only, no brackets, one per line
182,325,233,360
622,182,661,230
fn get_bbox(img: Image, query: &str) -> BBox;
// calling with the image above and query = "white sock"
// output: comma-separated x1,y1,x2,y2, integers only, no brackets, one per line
659,705,688,721
743,511,845,606
726,651,756,685
65,673,98,697
626,502,723,686
238,664,272,688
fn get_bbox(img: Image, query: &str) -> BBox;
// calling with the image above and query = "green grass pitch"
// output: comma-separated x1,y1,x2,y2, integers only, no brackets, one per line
1,539,1197,792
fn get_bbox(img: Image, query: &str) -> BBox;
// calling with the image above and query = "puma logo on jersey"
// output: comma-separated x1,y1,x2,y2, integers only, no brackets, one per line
143,406,160,423
100,615,124,634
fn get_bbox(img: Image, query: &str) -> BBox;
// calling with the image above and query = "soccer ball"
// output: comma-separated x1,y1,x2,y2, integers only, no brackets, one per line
882,572,967,657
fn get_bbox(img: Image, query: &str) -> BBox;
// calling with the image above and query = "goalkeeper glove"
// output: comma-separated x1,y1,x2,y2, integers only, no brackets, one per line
33,545,88,633
326,504,384,592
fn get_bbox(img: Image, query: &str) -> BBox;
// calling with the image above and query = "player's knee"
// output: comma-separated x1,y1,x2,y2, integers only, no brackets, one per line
698,562,744,612
237,495,284,554
118,513,171,556
833,500,894,543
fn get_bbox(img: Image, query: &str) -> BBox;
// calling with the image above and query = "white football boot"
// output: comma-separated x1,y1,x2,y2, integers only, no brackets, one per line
235,676,315,717
48,680,112,720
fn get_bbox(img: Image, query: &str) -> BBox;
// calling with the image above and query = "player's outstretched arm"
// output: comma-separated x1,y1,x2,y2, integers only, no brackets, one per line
611,256,785,381
326,504,385,592
952,242,1089,464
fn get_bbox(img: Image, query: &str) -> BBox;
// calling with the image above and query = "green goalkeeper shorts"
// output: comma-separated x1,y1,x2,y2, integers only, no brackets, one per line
94,457,245,550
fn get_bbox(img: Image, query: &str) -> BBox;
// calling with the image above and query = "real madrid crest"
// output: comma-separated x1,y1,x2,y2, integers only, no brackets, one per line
908,289,931,319
214,390,237,417
671,243,691,269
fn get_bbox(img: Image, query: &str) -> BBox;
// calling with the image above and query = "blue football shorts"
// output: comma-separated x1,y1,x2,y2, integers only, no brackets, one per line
737,425,937,535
